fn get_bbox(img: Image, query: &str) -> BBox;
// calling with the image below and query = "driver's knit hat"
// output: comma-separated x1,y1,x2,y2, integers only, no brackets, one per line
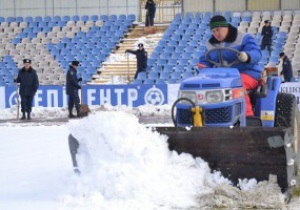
210,15,229,29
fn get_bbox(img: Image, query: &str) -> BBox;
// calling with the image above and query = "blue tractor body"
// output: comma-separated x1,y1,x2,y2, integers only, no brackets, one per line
176,67,283,128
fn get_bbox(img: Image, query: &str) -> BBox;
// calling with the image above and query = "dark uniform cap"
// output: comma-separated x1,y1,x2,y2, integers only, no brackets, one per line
23,59,31,64
72,60,80,66
210,15,229,29
138,43,144,47
264,20,271,23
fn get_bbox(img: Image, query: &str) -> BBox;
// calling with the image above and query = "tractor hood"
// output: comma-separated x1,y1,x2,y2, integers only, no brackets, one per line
180,68,243,89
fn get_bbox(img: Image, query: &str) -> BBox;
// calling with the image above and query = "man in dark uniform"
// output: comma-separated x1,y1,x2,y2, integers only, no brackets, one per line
145,0,156,27
261,20,273,55
279,52,293,82
66,60,82,118
125,43,148,79
15,59,39,120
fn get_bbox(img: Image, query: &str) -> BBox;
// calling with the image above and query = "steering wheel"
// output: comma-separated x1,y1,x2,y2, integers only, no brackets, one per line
205,47,242,68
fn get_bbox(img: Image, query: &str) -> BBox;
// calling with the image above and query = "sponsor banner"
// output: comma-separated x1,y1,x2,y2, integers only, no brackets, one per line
2,84,168,109
280,82,300,110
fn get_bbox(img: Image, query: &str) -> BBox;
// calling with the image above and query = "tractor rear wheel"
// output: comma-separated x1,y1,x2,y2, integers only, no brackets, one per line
275,93,300,172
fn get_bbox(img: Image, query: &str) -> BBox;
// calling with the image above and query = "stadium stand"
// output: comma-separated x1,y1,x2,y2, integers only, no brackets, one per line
1,10,300,86
0,14,136,86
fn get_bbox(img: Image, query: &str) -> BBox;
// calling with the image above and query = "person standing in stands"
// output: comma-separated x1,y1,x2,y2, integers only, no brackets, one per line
66,60,82,118
125,43,148,79
261,20,273,55
145,0,156,27
14,59,39,120
279,52,293,82
198,15,262,116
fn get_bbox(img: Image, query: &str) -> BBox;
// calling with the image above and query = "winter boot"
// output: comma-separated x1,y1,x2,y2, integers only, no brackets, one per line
68,109,76,118
27,112,31,120
21,112,26,120
69,113,76,118
77,111,82,118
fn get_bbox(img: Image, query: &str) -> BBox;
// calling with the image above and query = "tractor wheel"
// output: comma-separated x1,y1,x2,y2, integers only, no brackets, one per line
275,93,300,173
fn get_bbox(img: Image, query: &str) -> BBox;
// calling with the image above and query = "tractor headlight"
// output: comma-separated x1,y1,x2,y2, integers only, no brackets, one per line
206,90,224,104
180,91,197,104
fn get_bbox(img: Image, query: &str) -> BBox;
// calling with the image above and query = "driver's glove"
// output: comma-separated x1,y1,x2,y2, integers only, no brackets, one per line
238,52,249,62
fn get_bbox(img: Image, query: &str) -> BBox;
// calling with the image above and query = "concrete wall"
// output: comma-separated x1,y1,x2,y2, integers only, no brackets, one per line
183,0,300,14
0,0,139,18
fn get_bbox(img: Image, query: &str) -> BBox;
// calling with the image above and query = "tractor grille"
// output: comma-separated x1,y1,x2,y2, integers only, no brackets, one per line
177,109,192,125
177,105,233,125
205,106,232,123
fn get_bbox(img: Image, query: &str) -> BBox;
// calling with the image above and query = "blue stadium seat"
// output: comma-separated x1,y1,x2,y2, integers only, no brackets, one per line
34,16,43,22
157,59,167,66
109,15,117,21
160,72,170,80
81,15,89,22
137,72,147,80
174,65,185,73
43,16,52,22
0,17,5,23
132,79,143,84
119,14,126,21
62,16,71,22
90,15,99,22
11,38,21,45
163,65,174,73
16,17,24,23
172,52,181,60
53,16,61,22
189,58,199,66
168,40,178,47
86,67,96,74
144,79,155,84
171,72,181,80
179,40,188,47
155,79,166,84
167,78,178,84
195,12,202,20
148,72,159,80
6,17,15,23
100,15,108,22
168,59,177,66
72,15,80,22
25,16,33,22
128,14,136,22
182,71,193,79
160,52,171,59
152,65,162,73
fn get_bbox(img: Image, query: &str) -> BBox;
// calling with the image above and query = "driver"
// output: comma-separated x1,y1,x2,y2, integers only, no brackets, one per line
198,15,262,116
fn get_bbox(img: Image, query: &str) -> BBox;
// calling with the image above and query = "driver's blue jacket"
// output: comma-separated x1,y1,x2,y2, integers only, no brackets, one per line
199,25,262,80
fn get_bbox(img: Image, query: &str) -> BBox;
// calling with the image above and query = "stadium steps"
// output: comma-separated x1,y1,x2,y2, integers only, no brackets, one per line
90,25,168,84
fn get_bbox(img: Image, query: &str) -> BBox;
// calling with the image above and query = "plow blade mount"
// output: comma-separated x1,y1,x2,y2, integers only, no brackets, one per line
155,127,297,193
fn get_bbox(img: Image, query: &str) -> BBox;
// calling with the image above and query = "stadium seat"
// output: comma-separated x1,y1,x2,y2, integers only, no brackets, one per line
137,72,147,80
90,15,99,22
144,78,155,84
148,72,159,80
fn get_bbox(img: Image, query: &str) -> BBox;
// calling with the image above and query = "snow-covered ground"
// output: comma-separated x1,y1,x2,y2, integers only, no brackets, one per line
0,105,300,210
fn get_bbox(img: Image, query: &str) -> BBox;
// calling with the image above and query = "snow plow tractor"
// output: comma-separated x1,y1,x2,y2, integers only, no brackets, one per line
155,48,300,196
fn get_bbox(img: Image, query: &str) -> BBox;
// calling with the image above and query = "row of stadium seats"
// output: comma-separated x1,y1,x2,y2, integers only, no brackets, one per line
0,14,136,86
0,14,136,24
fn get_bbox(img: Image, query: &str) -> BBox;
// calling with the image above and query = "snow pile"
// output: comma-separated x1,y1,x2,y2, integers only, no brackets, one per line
61,111,219,209
60,111,286,209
